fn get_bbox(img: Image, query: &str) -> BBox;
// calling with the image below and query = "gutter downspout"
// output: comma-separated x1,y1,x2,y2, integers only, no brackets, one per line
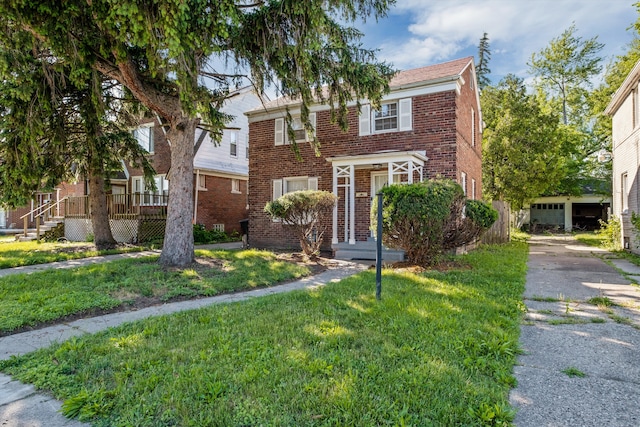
193,169,200,224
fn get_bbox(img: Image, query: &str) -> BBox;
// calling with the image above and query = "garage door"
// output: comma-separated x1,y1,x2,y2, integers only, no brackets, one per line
530,203,565,228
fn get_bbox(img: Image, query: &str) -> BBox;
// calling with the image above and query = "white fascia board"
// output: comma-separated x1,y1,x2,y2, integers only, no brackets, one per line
605,59,640,116
326,150,428,167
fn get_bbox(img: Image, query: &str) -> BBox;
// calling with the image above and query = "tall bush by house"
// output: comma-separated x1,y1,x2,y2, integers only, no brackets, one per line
372,180,498,266
265,190,337,256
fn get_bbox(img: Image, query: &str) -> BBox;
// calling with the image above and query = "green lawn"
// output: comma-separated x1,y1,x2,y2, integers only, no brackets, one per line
0,240,147,269
1,242,528,426
0,249,309,334
572,232,607,248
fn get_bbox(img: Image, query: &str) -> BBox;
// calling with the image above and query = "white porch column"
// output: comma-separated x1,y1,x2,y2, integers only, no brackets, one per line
408,161,414,184
349,164,356,245
564,200,573,232
332,166,338,244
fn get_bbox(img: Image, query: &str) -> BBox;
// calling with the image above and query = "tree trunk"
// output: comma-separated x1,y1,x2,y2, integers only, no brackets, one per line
88,173,117,250
159,116,196,267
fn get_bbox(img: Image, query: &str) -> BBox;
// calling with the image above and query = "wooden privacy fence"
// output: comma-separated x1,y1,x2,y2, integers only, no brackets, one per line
64,194,168,243
481,200,511,244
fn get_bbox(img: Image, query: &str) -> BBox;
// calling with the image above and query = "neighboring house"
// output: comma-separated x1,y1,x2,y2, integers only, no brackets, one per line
246,57,483,259
606,59,640,251
4,86,263,242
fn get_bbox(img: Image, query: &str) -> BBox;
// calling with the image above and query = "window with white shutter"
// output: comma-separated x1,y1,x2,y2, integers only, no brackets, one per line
359,104,371,136
398,98,412,131
362,98,412,135
272,176,319,200
274,118,284,146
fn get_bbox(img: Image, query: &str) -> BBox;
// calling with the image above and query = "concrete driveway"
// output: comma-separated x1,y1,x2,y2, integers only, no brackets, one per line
510,235,640,426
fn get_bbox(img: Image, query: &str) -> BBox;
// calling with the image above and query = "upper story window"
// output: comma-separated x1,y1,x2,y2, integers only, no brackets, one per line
461,172,467,196
359,98,412,136
274,113,316,146
133,125,154,153
634,84,640,129
471,108,476,147
374,103,398,131
230,131,238,157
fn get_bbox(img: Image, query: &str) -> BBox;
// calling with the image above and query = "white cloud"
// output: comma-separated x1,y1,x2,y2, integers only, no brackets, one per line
376,0,636,75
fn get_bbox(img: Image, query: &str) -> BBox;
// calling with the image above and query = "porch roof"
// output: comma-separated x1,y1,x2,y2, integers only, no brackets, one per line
325,150,428,168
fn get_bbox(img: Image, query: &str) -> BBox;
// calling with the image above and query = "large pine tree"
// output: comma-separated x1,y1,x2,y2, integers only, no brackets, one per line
1,0,396,266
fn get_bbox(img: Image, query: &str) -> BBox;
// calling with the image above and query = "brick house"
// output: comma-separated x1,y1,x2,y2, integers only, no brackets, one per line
606,59,640,251
4,86,262,241
246,57,483,259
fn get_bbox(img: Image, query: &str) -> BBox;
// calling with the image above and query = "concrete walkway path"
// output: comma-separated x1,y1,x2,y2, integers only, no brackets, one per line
0,243,368,426
510,235,640,426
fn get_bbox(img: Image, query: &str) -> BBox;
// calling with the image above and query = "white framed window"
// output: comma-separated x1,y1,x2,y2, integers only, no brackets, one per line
471,179,476,200
230,131,238,157
133,125,154,153
471,108,476,147
622,172,629,212
272,176,318,200
634,84,640,129
231,179,241,194
374,102,398,131
461,172,467,196
274,113,316,146
132,175,168,206
359,98,412,136
197,174,207,190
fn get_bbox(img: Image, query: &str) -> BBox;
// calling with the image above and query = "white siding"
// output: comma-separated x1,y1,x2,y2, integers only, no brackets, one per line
194,87,263,176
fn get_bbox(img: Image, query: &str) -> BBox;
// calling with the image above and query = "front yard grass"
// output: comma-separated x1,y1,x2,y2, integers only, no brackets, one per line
0,249,309,335
1,241,528,426
0,240,147,269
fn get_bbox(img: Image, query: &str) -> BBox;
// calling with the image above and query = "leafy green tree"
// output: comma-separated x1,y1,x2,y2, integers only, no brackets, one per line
1,0,395,266
0,30,154,249
528,24,607,197
264,190,337,256
529,23,603,126
477,32,491,89
481,75,567,212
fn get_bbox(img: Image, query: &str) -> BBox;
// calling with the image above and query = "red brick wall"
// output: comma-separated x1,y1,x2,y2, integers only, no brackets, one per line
194,175,248,235
249,81,483,250
455,66,483,199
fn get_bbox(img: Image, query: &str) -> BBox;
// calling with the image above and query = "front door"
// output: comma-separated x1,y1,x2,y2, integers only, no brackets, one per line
371,171,400,236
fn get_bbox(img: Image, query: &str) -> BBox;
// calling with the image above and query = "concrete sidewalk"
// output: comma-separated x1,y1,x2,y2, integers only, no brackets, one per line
0,244,367,426
510,235,640,426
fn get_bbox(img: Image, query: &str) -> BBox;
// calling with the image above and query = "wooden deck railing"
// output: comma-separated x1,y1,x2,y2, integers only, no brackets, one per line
65,194,169,220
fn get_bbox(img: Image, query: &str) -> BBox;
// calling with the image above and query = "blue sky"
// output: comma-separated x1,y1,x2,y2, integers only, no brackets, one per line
356,0,637,85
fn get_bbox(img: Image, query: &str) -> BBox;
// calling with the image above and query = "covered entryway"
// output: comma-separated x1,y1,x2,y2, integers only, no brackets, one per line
326,150,427,260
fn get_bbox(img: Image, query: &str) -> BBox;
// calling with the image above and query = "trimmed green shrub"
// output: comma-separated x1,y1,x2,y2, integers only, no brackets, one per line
264,190,337,256
372,179,497,266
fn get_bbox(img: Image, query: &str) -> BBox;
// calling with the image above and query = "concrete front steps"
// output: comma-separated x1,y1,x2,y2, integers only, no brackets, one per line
16,217,64,242
332,239,405,262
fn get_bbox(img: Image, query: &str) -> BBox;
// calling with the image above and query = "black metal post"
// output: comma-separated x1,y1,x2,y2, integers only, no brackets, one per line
376,191,383,300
